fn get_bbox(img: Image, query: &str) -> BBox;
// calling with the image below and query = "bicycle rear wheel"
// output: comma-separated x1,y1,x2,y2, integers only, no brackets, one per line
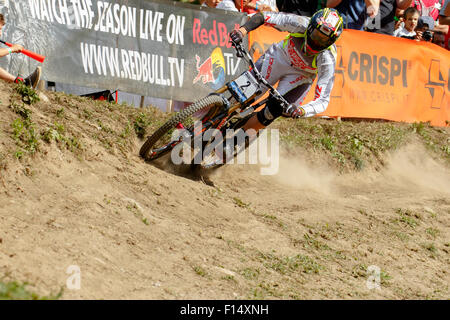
139,95,225,161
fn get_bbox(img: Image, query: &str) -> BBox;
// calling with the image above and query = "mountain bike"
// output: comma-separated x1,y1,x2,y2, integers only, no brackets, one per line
139,40,291,170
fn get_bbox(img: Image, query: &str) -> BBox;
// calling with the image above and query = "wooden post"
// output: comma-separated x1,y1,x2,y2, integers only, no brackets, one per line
167,99,173,113
139,95,145,108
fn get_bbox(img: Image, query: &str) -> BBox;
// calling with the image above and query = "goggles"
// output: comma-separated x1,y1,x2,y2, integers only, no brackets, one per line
308,28,333,51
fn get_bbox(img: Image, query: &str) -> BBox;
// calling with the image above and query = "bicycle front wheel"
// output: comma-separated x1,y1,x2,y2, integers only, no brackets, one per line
139,95,225,161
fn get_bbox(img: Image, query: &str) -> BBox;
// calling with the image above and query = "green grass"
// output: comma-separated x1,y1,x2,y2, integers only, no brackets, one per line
275,117,450,171
393,231,410,242
320,135,335,151
120,121,132,139
97,119,114,134
426,228,439,238
399,215,418,228
410,122,450,162
251,211,285,228
41,122,65,143
134,112,152,138
41,122,83,154
126,202,150,226
380,270,392,285
15,83,40,105
303,233,331,251
0,279,62,300
56,107,65,118
240,268,260,280
422,242,438,256
351,263,368,278
82,108,93,120
193,266,206,277
260,252,322,275
233,197,250,208
11,117,39,155
396,208,419,228
10,103,32,119
221,275,237,282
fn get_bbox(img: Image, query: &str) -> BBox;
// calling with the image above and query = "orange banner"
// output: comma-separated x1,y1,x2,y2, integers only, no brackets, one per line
248,27,450,127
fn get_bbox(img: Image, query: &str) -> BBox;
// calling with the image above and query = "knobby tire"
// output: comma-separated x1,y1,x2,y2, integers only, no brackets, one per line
139,95,225,161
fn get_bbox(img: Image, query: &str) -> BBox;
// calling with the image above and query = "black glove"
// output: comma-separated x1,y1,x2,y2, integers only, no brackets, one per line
230,29,244,45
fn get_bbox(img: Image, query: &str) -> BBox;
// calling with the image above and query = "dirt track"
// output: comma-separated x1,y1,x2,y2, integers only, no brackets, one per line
0,84,449,299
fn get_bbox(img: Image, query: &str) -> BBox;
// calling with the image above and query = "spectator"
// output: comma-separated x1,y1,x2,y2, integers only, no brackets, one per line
412,0,445,20
215,0,247,11
432,30,447,46
201,0,223,8
438,0,449,49
0,13,41,89
394,9,406,30
327,0,380,31
366,0,413,35
215,0,274,12
245,0,278,14
416,15,435,40
394,7,420,38
439,0,450,23
411,0,448,33
276,0,325,16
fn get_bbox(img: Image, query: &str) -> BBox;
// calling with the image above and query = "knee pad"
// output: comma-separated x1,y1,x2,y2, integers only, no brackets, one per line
256,96,282,126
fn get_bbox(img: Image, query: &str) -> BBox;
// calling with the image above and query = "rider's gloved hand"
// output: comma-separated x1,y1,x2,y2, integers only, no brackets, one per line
291,106,306,118
284,104,306,118
230,29,244,45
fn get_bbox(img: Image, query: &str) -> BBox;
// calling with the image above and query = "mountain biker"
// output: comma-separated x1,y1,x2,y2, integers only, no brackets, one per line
229,8,344,135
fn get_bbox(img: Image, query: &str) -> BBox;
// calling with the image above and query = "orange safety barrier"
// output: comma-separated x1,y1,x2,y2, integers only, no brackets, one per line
248,27,450,126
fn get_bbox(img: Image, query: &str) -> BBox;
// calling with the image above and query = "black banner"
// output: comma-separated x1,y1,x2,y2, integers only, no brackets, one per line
0,0,248,102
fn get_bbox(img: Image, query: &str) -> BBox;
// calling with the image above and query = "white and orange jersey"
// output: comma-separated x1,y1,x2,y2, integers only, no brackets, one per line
255,11,338,117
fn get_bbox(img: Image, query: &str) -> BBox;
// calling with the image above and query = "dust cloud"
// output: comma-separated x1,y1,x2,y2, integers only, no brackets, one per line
268,151,336,194
383,144,450,194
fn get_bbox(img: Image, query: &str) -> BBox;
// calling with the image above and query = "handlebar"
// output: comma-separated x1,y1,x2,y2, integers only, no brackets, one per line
231,40,291,111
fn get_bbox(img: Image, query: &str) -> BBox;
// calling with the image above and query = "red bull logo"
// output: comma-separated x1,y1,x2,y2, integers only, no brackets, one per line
192,19,239,48
193,55,214,85
193,47,226,90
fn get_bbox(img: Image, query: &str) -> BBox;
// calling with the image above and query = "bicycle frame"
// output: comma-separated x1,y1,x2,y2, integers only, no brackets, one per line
193,41,291,135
